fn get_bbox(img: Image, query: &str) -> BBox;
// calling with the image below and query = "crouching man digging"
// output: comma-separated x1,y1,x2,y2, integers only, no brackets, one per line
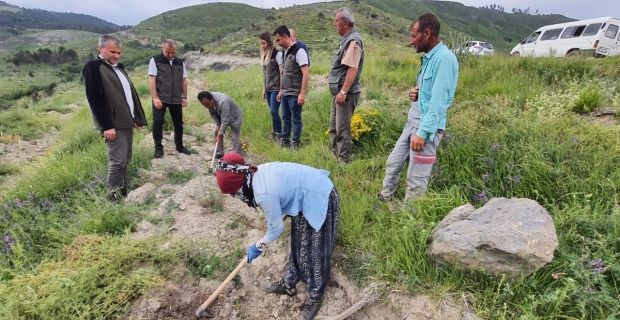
215,153,340,320
198,91,244,159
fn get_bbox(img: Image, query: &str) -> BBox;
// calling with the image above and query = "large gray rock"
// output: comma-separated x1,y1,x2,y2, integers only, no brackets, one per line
427,197,558,278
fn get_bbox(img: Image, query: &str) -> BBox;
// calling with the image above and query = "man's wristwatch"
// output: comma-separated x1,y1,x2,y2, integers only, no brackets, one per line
340,90,347,95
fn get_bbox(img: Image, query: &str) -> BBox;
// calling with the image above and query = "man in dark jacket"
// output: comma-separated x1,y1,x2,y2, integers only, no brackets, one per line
149,39,192,158
83,35,148,202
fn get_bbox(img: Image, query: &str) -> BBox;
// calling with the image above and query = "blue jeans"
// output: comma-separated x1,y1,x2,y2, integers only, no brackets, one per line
281,95,302,143
266,91,281,134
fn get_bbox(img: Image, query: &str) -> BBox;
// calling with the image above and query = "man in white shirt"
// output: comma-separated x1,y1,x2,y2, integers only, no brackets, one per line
148,39,192,158
272,26,309,149
82,35,147,202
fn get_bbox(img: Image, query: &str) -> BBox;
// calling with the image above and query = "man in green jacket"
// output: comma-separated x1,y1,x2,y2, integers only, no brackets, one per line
83,35,148,202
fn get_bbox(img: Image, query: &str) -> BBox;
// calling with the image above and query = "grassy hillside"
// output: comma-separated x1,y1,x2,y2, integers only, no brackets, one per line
362,0,574,52
0,1,124,34
204,2,414,58
131,2,268,47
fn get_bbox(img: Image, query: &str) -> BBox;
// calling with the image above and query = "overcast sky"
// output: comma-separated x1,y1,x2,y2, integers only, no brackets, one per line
5,0,620,26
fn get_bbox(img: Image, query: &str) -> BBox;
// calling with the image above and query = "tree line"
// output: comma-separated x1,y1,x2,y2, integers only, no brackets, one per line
479,4,540,15
0,7,130,34
9,47,78,66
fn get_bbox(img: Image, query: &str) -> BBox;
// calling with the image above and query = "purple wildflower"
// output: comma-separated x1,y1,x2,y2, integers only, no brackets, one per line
161,210,168,216
490,144,501,151
482,172,492,180
513,175,521,183
474,190,489,204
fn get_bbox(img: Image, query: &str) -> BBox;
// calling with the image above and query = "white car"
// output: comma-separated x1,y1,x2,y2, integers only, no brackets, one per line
453,41,495,56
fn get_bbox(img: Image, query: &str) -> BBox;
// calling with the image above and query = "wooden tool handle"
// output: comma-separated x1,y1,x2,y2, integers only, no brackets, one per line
195,257,247,315
210,141,219,169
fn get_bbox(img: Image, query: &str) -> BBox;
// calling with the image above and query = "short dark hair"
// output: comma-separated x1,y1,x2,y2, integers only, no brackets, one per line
272,25,290,38
197,91,213,101
413,13,441,37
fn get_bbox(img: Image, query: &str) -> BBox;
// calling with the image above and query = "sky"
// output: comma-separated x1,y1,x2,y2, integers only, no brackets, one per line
5,0,620,26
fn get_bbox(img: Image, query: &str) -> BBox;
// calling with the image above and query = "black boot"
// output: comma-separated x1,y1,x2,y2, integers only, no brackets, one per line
297,298,321,320
176,146,192,155
262,279,297,296
154,146,164,158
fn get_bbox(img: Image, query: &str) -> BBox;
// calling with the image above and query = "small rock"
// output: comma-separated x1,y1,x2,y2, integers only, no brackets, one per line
146,298,161,312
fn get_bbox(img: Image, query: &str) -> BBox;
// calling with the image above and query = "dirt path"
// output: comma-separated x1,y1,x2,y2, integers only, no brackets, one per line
120,124,474,320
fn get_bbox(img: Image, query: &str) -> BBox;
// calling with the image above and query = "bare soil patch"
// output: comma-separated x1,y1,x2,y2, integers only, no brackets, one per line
122,125,473,320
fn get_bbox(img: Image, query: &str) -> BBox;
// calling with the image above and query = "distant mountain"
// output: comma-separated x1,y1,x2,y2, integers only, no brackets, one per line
131,2,267,46
0,1,127,34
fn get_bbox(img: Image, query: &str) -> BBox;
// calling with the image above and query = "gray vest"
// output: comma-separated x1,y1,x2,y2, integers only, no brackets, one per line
328,29,364,95
263,48,281,92
281,43,304,97
153,53,184,105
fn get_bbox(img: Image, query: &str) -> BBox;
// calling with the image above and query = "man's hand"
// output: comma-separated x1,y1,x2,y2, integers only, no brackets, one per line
298,92,306,106
411,135,425,151
182,97,188,108
262,90,266,101
409,86,419,102
103,128,116,141
276,91,282,103
336,92,346,105
153,97,163,109
215,133,223,145
135,124,143,130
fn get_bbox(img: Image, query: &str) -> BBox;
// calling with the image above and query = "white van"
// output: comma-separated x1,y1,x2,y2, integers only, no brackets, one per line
510,16,620,57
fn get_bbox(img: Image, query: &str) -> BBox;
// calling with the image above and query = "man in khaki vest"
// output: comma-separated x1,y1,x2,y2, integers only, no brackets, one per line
328,7,364,164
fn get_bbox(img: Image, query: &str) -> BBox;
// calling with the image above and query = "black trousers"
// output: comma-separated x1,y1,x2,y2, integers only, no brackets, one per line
152,102,184,149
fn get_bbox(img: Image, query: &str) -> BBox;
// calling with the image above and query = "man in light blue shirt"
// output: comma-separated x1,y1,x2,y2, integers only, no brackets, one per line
379,13,459,203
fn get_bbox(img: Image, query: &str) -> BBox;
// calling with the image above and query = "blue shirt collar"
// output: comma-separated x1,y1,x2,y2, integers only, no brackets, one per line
421,42,445,62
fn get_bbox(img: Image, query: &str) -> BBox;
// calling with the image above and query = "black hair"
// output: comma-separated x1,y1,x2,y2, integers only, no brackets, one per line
413,13,441,37
197,91,213,101
272,25,290,38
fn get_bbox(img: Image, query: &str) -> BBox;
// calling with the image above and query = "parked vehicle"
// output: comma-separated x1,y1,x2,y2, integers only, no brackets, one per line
510,16,620,57
453,40,495,56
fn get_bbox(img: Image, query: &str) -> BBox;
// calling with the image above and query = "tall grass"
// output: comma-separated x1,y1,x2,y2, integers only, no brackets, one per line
197,55,620,318
1,54,620,318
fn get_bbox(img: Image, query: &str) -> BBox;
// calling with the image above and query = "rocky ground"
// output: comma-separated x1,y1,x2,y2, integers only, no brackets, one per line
119,126,474,320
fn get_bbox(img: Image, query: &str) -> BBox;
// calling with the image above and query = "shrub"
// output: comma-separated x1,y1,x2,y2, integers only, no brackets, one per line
572,89,600,114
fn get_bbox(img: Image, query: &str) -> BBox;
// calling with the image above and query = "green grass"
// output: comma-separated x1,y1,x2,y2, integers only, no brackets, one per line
204,2,412,57
189,55,620,318
1,42,620,319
